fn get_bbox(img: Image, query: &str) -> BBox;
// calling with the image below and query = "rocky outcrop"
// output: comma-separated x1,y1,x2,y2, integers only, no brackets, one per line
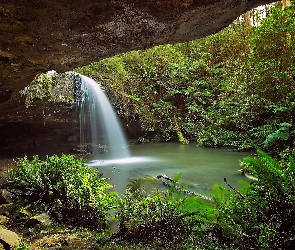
0,0,275,92
0,0,276,155
0,187,82,249
0,188,21,250
24,213,52,228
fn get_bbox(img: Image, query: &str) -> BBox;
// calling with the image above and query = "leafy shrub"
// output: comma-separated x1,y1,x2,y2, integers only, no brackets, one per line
15,242,30,250
196,126,244,148
115,175,214,248
73,4,295,153
263,122,293,149
204,150,295,249
5,154,117,230
21,70,76,108
250,122,295,152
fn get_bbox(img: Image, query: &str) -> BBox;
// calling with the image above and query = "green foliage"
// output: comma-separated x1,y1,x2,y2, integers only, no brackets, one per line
250,122,295,152
16,3,293,152
15,242,30,250
263,122,293,149
203,151,295,249
21,70,75,108
12,4,295,248
7,153,295,249
125,176,158,197
74,4,295,152
196,126,245,148
116,174,215,248
6,154,117,230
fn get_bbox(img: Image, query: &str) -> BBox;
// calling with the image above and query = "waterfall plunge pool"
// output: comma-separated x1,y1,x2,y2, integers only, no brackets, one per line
76,74,248,196
87,142,250,196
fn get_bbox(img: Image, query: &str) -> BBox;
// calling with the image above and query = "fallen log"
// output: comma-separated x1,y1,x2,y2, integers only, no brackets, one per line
156,174,212,201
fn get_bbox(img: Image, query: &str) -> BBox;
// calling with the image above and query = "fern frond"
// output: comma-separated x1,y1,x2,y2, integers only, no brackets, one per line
126,176,158,193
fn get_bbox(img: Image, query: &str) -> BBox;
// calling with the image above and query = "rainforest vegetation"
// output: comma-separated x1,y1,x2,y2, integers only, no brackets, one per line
77,1,295,155
12,1,295,249
7,148,295,249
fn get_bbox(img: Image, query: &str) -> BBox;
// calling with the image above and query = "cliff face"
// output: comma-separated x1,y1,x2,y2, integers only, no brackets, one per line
0,0,275,155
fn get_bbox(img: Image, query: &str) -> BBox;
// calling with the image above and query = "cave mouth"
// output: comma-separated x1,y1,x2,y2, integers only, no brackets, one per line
0,0,277,156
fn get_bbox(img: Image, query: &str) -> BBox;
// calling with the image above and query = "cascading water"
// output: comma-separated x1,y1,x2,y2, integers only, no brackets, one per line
76,74,130,160
72,74,224,203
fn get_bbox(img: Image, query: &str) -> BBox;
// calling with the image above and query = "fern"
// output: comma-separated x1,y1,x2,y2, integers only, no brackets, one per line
263,122,292,149
244,150,282,188
126,176,158,195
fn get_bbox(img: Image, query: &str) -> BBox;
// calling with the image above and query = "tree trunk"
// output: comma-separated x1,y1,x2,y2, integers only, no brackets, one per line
244,11,251,36
282,0,291,9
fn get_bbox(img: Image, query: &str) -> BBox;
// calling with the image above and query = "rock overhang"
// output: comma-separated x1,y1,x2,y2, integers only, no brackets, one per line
0,0,277,155
0,0,276,93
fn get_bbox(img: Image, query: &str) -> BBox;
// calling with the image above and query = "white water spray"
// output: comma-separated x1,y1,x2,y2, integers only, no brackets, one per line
77,74,130,159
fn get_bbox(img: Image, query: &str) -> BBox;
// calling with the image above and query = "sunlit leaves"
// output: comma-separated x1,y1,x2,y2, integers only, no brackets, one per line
203,151,295,248
21,70,75,108
117,175,212,247
5,154,117,229
74,3,295,151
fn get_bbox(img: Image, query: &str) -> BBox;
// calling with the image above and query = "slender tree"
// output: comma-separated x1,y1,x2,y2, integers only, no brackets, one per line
244,11,252,35
282,0,291,9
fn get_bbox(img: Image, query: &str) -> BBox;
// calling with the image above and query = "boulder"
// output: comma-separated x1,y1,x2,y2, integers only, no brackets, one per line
0,228,20,249
0,216,9,226
24,213,52,228
0,204,13,215
0,190,13,205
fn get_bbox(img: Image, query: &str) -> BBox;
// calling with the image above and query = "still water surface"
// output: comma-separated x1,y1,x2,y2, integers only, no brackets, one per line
88,142,249,196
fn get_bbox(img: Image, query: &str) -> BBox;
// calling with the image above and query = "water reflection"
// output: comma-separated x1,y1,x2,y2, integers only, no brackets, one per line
88,142,249,195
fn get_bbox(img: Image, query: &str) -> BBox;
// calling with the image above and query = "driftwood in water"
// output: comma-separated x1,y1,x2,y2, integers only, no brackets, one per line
156,174,174,183
156,174,212,201
238,168,258,181
224,178,245,200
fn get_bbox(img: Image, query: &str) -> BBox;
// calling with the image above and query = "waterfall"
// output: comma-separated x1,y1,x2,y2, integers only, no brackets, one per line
76,74,130,159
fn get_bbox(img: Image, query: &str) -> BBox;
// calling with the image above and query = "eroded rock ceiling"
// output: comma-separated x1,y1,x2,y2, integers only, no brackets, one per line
0,0,275,155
